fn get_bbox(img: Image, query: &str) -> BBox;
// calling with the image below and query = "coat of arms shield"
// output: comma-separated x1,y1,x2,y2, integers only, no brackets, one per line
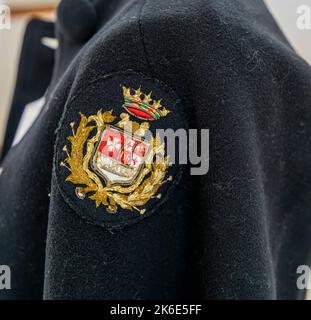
92,125,151,186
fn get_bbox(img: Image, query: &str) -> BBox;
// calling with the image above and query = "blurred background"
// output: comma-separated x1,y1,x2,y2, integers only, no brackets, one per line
0,0,58,151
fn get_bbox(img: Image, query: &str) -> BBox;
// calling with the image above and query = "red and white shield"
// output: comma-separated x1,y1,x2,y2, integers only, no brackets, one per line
92,125,150,185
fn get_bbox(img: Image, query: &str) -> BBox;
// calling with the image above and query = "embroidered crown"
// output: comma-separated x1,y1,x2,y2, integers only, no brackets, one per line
122,86,170,120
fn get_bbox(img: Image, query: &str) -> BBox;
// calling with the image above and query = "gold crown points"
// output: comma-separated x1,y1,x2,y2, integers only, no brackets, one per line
123,86,163,109
122,86,171,118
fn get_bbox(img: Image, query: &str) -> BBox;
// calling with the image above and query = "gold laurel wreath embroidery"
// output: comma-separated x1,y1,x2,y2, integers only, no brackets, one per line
61,110,171,214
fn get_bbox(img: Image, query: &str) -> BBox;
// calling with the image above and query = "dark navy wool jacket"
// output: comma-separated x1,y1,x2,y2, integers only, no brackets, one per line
1,0,311,300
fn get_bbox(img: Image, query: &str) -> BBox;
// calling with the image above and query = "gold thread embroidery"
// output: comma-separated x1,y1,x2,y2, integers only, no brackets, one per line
61,109,171,215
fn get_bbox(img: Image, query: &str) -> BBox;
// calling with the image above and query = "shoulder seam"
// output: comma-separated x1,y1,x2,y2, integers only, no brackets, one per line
138,0,153,77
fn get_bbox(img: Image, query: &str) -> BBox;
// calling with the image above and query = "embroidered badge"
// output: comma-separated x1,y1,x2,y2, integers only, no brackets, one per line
60,87,172,215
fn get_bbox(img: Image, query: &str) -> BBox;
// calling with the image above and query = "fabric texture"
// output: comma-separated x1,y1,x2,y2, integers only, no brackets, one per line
1,0,311,300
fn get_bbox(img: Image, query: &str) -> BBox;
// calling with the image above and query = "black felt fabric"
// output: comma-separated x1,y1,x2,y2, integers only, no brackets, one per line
1,19,55,160
1,0,311,300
